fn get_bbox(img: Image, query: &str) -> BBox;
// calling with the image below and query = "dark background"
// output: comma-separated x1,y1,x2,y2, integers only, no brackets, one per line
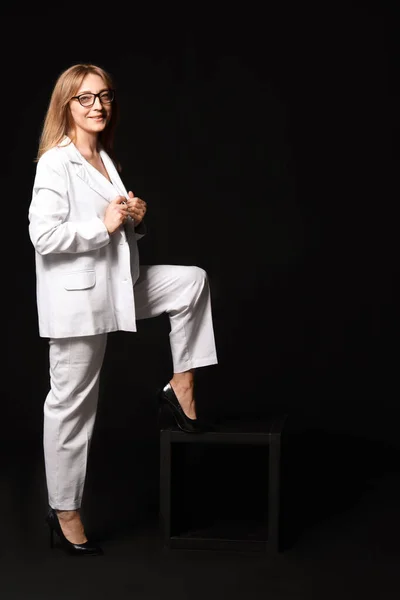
2,4,398,450
1,8,399,596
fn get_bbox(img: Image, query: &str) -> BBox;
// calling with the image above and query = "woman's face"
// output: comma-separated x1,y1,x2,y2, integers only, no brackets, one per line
69,73,113,137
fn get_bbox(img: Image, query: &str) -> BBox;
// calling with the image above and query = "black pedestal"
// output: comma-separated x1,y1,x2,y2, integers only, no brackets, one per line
159,414,288,552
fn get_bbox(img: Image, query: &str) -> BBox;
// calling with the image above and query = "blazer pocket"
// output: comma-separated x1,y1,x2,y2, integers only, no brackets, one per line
64,270,96,291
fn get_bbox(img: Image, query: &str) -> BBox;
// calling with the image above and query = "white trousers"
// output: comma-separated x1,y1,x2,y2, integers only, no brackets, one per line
43,264,218,509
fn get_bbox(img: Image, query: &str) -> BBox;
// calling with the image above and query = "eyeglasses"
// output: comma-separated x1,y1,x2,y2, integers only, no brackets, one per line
71,89,115,107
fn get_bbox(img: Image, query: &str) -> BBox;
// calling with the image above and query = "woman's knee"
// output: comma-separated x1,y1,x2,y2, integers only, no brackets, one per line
185,265,208,289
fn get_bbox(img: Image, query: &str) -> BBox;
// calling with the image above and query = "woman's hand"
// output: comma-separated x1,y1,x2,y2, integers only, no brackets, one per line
126,191,147,226
103,195,129,234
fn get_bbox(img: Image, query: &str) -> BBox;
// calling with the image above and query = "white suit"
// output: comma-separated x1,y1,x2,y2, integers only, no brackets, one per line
28,137,218,509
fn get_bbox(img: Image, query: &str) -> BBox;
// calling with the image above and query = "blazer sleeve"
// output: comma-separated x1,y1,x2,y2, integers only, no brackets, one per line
28,151,110,255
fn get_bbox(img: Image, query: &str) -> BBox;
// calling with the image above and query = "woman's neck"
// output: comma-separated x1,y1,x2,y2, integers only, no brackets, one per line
71,131,99,160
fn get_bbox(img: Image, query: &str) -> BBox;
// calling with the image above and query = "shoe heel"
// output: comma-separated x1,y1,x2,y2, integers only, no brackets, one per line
45,508,103,556
158,401,176,430
158,384,205,433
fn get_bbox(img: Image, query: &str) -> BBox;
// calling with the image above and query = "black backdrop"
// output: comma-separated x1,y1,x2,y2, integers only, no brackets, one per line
3,5,398,448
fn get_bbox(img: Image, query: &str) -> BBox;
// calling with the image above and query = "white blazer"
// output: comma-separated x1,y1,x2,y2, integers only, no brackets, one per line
28,137,146,338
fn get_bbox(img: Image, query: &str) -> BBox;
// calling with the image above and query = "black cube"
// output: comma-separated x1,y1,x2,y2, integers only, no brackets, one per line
159,414,288,552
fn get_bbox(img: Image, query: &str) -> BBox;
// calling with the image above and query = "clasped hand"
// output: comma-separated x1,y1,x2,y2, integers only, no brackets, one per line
104,191,147,234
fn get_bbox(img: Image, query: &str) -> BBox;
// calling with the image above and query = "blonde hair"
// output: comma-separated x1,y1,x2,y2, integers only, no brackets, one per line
36,63,120,169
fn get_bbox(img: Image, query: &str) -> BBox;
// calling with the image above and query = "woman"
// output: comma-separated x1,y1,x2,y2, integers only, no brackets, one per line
28,63,218,556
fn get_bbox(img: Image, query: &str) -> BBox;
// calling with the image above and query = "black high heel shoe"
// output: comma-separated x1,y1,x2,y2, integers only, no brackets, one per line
158,383,206,433
45,508,103,556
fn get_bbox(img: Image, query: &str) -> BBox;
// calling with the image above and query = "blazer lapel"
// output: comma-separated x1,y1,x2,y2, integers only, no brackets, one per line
60,138,114,203
100,150,128,198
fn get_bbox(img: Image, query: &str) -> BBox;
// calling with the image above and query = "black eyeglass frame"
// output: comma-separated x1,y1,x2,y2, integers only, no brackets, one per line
71,89,115,107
